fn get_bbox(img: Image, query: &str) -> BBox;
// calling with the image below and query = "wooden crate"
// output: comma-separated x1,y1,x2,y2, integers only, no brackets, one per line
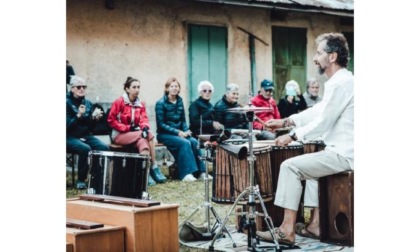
66,225,125,252
66,242,73,252
67,198,179,252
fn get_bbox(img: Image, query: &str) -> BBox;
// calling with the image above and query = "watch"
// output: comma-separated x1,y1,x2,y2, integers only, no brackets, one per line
288,130,297,141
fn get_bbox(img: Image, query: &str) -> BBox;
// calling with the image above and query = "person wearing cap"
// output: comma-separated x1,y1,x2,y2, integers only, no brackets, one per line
303,78,322,108
66,75,109,189
251,79,282,140
277,80,308,118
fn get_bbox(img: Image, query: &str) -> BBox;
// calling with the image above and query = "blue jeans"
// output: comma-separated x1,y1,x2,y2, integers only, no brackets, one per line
157,133,205,179
66,134,109,181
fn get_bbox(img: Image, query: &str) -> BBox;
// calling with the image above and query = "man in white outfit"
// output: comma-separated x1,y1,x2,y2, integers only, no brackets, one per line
258,33,354,245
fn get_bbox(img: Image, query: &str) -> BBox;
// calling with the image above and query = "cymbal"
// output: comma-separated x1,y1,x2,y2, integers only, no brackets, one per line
226,106,272,113
231,129,261,135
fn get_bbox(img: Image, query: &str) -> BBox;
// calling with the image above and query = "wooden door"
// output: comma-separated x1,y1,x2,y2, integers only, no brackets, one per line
272,27,307,101
342,32,354,73
188,24,227,104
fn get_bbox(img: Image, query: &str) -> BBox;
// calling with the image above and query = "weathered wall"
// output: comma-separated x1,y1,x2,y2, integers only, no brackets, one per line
67,0,353,131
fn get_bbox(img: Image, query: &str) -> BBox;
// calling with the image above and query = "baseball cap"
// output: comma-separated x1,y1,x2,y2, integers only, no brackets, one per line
261,79,274,90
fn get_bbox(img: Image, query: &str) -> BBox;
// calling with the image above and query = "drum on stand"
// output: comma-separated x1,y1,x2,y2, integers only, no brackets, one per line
303,139,325,154
212,141,273,204
88,150,150,199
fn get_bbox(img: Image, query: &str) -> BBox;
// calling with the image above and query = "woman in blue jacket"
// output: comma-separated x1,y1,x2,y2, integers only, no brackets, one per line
155,77,206,182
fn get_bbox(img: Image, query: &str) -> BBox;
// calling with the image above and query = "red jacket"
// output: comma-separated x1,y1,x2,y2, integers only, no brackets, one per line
108,93,151,134
251,94,281,130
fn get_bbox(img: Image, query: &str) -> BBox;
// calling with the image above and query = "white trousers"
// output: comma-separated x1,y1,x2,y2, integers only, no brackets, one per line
274,150,352,211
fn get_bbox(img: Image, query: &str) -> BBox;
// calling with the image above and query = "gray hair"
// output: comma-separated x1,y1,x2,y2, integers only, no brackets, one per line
306,78,319,90
225,83,239,94
197,80,214,93
285,80,299,90
70,75,86,87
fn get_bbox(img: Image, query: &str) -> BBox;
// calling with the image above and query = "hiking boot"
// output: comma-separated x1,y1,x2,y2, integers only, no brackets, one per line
150,166,167,183
148,174,157,186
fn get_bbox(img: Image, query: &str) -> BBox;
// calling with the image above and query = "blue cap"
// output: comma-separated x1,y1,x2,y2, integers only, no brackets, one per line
261,79,274,90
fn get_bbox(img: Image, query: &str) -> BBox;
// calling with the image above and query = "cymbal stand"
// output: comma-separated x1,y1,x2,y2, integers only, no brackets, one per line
179,141,236,247
209,110,280,252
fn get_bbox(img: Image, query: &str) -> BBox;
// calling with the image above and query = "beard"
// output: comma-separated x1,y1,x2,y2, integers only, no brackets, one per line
317,65,326,75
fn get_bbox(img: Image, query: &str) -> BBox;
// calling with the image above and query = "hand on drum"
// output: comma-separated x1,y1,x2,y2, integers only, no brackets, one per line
274,134,293,147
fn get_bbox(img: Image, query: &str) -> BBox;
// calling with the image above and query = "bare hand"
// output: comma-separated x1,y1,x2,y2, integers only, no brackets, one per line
178,131,191,138
265,119,286,130
213,121,224,130
274,134,293,147
92,107,103,120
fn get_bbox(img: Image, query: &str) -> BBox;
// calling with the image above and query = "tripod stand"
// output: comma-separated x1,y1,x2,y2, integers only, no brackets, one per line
179,142,236,247
209,109,281,252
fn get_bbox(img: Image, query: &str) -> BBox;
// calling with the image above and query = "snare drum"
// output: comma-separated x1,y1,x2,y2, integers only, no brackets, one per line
87,150,151,199
303,140,325,154
212,141,273,203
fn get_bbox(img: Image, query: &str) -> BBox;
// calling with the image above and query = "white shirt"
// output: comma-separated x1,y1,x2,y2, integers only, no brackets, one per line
290,68,354,168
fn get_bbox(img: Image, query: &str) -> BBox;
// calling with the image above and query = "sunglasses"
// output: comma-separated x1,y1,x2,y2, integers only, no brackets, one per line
202,89,212,93
264,89,273,93
75,85,87,90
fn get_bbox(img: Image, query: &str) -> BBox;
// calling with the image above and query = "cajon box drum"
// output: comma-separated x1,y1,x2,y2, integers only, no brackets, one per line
319,171,354,246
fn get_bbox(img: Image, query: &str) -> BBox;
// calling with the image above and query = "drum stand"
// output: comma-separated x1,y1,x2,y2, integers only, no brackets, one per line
209,111,281,252
179,143,236,247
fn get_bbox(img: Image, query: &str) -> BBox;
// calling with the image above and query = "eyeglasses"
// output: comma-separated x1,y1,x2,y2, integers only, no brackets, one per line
202,89,212,93
264,89,273,93
75,85,87,90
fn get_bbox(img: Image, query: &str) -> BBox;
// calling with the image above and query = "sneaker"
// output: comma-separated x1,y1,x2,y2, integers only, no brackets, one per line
148,174,157,186
150,166,167,183
182,174,197,182
198,172,213,181
76,180,87,190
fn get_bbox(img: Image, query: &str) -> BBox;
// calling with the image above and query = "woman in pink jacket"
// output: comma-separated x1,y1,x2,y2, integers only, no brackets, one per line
108,77,166,186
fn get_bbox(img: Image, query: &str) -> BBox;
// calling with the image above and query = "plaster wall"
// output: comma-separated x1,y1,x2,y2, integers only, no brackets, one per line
67,0,353,131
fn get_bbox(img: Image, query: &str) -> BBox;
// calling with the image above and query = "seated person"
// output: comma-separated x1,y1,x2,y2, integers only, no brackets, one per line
251,79,281,140
108,77,166,186
277,80,308,118
155,77,207,182
66,75,109,189
189,80,224,138
213,83,248,139
303,78,322,108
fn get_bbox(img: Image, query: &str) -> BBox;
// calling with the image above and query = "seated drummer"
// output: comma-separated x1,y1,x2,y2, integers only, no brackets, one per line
213,83,248,139
251,79,281,140
188,80,224,139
